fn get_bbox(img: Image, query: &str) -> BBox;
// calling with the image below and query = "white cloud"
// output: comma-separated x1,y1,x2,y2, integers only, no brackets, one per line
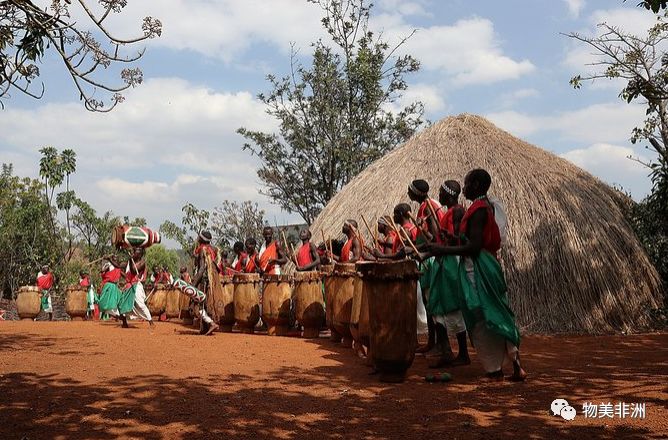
487,102,645,144
563,0,585,19
377,17,535,85
498,88,539,108
561,143,651,196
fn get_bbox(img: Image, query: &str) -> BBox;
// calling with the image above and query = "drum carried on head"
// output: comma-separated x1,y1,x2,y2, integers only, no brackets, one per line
111,225,161,249
358,260,420,383
233,273,261,334
16,286,41,320
261,274,292,336
65,286,88,320
293,271,325,338
330,263,358,348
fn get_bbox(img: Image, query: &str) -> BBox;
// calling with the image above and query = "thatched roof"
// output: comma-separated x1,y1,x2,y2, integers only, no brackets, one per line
311,114,664,334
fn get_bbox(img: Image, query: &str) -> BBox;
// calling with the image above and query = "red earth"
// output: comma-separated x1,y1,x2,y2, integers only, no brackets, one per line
0,321,666,439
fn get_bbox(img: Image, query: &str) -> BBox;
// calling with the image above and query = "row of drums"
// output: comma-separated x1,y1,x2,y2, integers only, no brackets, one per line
15,259,420,382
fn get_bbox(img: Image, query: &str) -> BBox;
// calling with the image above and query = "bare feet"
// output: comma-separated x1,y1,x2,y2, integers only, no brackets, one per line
450,355,471,367
121,316,129,328
509,361,527,382
205,322,219,335
484,370,504,382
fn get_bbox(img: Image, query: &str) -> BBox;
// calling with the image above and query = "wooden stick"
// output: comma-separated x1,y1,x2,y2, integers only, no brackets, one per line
373,218,380,250
360,214,376,248
320,229,328,254
84,256,107,267
399,226,421,257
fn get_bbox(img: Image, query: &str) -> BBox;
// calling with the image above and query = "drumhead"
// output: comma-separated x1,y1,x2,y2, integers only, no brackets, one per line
19,286,41,292
233,273,261,283
263,274,292,283
293,271,322,282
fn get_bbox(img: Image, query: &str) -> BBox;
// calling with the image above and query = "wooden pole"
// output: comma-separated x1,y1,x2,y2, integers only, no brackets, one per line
373,218,380,251
398,226,421,257
360,214,376,249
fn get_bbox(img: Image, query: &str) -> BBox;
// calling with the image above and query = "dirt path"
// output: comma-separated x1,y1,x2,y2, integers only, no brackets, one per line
0,321,666,439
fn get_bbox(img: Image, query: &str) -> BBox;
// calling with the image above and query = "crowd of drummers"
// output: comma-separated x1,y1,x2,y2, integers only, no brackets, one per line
29,168,526,382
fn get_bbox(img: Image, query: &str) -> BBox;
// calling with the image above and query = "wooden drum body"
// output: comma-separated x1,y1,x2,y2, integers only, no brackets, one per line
358,260,419,383
164,288,181,319
178,290,193,325
211,276,235,332
261,275,292,336
65,287,88,320
351,262,371,348
331,263,358,348
293,271,325,338
233,273,261,333
16,286,41,320
147,285,168,317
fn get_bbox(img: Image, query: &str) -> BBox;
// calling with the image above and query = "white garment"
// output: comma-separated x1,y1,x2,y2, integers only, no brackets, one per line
416,277,429,335
444,310,467,335
464,257,518,373
87,286,96,311
128,281,152,322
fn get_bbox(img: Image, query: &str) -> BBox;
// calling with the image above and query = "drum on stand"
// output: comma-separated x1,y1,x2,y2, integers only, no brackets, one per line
261,274,292,336
293,271,325,338
65,286,88,320
331,263,358,348
164,288,181,319
16,286,41,320
146,284,168,318
358,260,419,383
233,273,261,333
351,262,372,355
213,276,235,332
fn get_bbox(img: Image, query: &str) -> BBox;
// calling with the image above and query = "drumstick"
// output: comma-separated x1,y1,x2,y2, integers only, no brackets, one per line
320,229,329,256
360,215,376,249
387,221,407,250
84,256,107,267
399,226,421,257
373,218,380,250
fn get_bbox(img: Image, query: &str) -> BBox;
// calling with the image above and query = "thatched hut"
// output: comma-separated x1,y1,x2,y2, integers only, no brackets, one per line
311,114,663,334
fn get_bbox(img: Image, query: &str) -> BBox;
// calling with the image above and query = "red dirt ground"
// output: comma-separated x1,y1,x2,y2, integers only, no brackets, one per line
0,321,666,440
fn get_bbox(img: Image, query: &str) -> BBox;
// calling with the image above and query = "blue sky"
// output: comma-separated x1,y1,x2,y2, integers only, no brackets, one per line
0,0,656,235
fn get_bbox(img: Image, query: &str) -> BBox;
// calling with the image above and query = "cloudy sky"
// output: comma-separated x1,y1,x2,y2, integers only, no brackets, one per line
0,0,657,235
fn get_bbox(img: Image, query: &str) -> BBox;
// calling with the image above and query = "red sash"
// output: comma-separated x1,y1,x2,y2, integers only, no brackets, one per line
234,252,248,272
36,272,54,290
194,243,217,262
461,199,501,258
417,198,445,233
100,267,122,289
340,239,353,262
259,241,278,273
296,243,313,267
245,253,258,273
79,277,90,288
439,204,464,244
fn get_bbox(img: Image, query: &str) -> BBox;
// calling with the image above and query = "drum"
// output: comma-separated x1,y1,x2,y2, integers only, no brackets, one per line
293,271,325,338
211,276,235,332
358,260,419,383
233,273,261,333
172,278,206,303
261,274,292,336
146,285,168,317
111,225,161,249
164,288,181,319
320,264,339,342
331,263,358,348
65,286,88,320
351,262,371,349
16,286,41,320
178,289,193,325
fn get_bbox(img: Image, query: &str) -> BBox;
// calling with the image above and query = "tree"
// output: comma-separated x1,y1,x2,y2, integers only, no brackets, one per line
159,203,211,254
238,0,424,224
211,200,267,248
634,1,668,12
145,245,179,277
70,198,119,260
0,0,161,112
567,12,668,296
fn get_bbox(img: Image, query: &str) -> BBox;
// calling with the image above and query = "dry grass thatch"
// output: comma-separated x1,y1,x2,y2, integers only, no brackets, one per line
311,114,664,334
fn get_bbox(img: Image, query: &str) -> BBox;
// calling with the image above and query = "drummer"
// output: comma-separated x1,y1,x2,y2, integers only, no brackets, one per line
178,266,192,284
295,228,321,271
124,247,155,328
231,241,247,272
255,226,287,275
331,220,362,263
192,231,220,335
243,238,258,273
79,270,96,320
36,265,55,321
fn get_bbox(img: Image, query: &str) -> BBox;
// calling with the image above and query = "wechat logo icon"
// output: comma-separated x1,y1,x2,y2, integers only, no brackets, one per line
551,399,577,421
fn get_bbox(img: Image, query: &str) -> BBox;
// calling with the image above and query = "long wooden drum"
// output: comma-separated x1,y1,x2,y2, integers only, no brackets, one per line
351,262,371,349
16,286,41,320
211,276,235,332
262,275,292,336
147,285,168,317
358,260,419,383
331,263,358,348
293,271,325,338
164,288,181,319
320,264,339,342
65,286,88,320
233,273,261,333
178,290,193,324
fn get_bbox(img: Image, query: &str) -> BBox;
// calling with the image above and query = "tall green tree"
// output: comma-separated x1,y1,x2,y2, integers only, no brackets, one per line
211,200,266,248
0,0,161,111
160,203,211,255
238,0,424,224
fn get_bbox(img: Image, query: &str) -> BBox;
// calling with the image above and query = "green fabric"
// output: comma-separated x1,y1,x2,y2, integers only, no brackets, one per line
427,255,460,315
118,284,136,315
98,283,121,312
98,282,136,315
40,290,50,311
457,251,521,348
419,257,433,291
